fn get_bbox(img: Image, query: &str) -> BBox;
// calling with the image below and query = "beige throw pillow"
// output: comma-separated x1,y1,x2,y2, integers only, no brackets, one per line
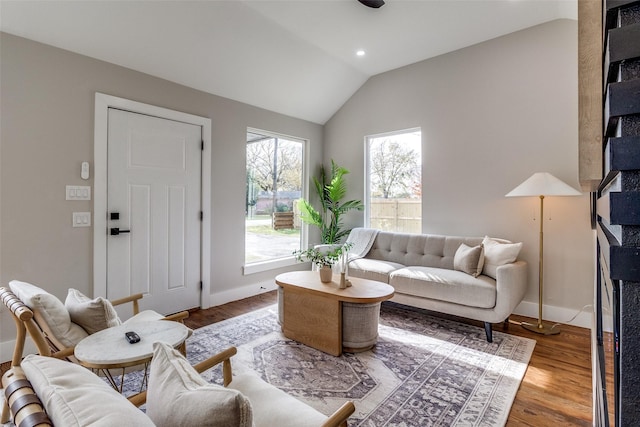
453,243,485,277
482,236,523,279
147,342,253,427
9,280,88,348
65,288,121,334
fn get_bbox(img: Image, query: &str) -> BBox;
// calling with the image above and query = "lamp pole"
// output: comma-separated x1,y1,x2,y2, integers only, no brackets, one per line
537,195,544,330
522,194,559,335
506,172,581,336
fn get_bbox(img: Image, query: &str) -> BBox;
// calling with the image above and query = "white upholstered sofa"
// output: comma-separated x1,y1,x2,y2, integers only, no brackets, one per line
346,229,528,342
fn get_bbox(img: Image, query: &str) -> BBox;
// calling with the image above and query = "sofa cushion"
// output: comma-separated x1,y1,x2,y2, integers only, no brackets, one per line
348,258,406,283
482,236,523,279
9,280,89,349
229,372,328,427
65,288,122,334
365,231,484,270
389,266,496,309
20,354,154,427
146,342,253,427
453,243,485,277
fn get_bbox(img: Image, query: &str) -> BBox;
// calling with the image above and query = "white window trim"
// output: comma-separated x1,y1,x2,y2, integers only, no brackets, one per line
243,127,308,274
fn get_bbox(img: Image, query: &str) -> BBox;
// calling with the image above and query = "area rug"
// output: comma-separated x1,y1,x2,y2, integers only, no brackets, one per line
125,302,535,426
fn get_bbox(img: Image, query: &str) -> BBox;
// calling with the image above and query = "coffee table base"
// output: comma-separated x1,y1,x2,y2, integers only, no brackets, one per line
277,287,385,356
281,290,342,356
342,301,382,353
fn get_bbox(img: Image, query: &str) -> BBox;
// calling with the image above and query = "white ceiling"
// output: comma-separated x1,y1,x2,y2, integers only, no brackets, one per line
0,0,576,124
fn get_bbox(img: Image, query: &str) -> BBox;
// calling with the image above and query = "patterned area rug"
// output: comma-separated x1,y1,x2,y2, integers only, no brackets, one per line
125,302,535,426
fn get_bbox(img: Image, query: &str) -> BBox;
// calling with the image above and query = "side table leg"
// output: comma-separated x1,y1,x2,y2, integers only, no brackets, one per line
140,361,150,392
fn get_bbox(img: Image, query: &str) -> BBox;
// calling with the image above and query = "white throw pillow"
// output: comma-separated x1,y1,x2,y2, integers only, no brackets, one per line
146,342,253,427
65,288,122,334
9,280,88,348
453,243,485,277
481,236,523,279
21,354,154,427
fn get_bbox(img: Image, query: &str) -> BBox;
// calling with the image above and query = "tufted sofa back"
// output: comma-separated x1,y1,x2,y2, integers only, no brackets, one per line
365,231,484,270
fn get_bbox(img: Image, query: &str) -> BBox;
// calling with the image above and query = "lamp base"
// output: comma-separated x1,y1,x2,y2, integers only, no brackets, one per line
521,321,560,335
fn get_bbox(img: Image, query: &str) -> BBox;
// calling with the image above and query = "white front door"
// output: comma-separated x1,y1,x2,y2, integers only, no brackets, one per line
107,108,202,314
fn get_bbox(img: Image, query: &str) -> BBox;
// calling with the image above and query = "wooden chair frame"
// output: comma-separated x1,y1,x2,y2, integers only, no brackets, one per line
2,346,355,427
0,286,189,424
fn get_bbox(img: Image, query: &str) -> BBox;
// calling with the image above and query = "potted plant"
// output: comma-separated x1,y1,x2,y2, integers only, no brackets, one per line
293,243,353,283
297,160,364,245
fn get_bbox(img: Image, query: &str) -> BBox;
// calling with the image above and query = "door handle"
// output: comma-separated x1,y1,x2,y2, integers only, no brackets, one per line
110,227,131,236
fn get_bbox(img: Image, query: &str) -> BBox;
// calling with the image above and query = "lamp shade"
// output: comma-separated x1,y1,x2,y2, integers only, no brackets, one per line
505,172,582,197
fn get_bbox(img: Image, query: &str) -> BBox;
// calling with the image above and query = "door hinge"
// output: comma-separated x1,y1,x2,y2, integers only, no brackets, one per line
201,140,204,150
199,211,203,221
199,281,203,290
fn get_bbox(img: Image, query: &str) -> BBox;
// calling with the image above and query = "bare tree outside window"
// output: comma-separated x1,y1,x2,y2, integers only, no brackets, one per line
370,139,420,199
367,129,422,233
247,137,302,213
245,130,304,265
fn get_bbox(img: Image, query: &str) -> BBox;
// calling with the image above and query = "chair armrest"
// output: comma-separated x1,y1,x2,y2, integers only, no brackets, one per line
163,310,189,322
321,401,356,427
110,293,144,315
128,390,148,408
192,346,237,386
51,346,76,360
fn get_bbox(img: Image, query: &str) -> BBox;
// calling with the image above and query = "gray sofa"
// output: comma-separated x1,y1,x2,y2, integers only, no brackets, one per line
346,229,528,342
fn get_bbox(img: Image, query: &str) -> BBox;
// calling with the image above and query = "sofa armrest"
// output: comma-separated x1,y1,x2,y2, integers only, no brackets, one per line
492,260,528,322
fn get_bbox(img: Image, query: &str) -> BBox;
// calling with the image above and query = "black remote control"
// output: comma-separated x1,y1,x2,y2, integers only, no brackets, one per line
125,331,141,344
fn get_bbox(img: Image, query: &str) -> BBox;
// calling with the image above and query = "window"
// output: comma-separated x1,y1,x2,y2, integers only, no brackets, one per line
366,128,422,233
245,129,305,270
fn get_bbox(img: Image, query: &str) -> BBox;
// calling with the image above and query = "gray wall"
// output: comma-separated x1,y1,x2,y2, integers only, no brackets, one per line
0,19,595,355
0,32,322,352
324,20,595,321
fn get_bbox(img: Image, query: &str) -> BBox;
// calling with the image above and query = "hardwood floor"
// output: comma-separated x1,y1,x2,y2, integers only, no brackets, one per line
0,291,598,425
185,290,596,426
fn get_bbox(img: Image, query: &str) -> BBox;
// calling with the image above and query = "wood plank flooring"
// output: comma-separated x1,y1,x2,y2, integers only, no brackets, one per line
185,291,597,426
1,290,600,425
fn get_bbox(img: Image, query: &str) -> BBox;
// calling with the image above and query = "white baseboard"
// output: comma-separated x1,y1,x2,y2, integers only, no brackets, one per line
513,300,612,332
204,281,278,309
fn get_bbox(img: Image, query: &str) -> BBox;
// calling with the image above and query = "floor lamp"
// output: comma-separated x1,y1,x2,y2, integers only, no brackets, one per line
505,172,581,335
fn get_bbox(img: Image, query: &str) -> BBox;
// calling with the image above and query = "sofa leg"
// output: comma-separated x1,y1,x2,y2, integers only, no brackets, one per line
484,322,493,343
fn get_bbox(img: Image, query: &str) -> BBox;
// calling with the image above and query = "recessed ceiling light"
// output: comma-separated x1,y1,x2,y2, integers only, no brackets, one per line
356,50,366,57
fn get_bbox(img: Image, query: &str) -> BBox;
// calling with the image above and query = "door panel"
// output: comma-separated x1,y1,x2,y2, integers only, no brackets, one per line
107,109,201,314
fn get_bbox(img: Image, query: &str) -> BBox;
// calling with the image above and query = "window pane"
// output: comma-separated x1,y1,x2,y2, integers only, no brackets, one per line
245,130,304,264
366,129,422,233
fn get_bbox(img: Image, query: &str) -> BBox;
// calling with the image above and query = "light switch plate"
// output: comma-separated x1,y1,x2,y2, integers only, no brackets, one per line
66,185,91,200
72,212,91,227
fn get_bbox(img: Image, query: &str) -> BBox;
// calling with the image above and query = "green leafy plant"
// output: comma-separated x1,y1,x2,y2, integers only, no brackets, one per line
297,160,364,244
292,243,353,268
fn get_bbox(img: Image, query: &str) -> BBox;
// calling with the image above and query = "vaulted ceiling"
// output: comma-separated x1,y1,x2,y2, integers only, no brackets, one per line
0,0,576,124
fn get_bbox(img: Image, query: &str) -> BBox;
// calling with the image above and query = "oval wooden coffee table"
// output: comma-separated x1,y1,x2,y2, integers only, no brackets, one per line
275,271,394,356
